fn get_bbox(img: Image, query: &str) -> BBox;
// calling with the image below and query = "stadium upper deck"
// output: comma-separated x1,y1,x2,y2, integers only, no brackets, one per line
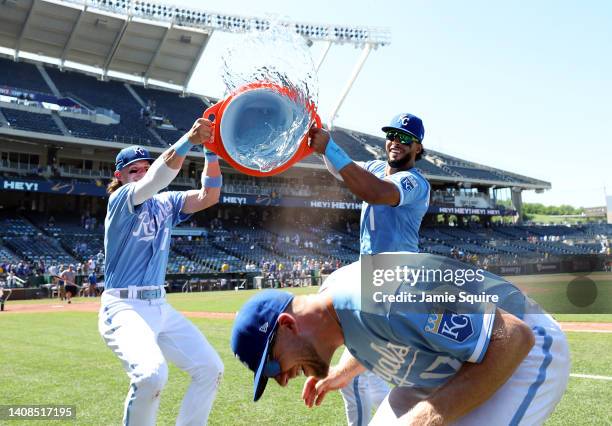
0,54,549,190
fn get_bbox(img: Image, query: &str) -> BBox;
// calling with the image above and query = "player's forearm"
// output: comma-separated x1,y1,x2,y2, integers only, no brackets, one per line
404,311,535,424
339,164,399,205
164,133,193,170
182,152,222,213
335,347,367,381
322,156,344,181
323,138,398,204
132,134,193,205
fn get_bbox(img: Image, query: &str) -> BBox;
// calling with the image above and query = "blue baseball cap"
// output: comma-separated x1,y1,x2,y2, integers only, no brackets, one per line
382,113,425,141
231,290,294,401
115,146,154,171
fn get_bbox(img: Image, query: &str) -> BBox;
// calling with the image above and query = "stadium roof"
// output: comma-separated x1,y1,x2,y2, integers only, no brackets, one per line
0,0,390,92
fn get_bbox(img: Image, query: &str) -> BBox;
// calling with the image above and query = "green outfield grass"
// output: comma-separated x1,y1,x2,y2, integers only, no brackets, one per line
1,298,611,425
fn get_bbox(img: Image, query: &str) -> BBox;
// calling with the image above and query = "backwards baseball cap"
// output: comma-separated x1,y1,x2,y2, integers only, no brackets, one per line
231,290,294,401
382,113,425,141
115,146,154,171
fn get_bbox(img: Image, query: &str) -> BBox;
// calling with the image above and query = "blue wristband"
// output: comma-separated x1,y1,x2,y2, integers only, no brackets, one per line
173,134,192,156
204,150,219,163
325,138,352,171
203,175,223,188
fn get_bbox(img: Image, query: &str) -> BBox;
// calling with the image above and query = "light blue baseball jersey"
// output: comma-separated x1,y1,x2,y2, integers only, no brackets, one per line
358,161,430,254
104,183,191,288
327,262,498,389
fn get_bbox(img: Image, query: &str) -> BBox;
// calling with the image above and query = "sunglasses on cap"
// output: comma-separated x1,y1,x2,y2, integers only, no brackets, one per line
386,131,420,145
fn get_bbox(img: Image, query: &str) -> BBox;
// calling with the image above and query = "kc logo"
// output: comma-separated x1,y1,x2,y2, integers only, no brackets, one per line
134,147,146,156
400,115,411,126
425,311,474,343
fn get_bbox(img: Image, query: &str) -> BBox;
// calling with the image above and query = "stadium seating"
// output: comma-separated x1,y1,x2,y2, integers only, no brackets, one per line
445,165,501,181
1,108,63,135
331,129,379,161
130,85,208,132
0,57,51,94
0,215,41,236
414,159,454,177
155,127,184,145
44,67,156,145
3,234,77,265
0,207,609,278
0,243,21,265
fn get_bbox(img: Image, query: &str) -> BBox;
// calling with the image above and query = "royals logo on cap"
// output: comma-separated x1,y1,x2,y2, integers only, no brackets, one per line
115,145,155,171
382,113,425,141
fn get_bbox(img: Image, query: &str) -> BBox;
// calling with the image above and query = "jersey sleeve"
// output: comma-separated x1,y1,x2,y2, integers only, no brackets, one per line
107,183,137,218
390,305,496,363
384,170,429,207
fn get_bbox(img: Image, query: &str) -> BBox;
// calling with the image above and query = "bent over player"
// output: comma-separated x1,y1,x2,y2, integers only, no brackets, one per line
99,118,223,425
231,256,570,425
309,113,430,425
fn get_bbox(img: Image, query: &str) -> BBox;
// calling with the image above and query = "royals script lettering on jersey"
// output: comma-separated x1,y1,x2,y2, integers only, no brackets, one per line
104,183,191,288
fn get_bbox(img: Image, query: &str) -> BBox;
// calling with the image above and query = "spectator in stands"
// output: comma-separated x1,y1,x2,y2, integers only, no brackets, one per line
100,118,223,425
309,113,430,426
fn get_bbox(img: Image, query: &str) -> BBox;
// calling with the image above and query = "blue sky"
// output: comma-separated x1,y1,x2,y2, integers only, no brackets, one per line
168,0,611,207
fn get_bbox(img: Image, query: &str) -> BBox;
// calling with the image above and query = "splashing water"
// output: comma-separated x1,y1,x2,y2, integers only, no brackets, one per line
221,22,319,173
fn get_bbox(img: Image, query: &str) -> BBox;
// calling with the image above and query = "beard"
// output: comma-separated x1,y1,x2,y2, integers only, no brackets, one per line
301,338,330,378
387,152,412,169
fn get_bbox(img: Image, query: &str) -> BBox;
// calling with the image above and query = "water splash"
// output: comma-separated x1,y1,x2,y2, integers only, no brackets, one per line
221,22,319,173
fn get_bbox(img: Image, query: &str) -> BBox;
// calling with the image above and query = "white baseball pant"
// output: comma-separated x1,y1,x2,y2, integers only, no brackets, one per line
339,348,390,426
98,288,223,426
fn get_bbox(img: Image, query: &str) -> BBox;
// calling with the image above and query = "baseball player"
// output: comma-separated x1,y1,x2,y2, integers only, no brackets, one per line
231,254,570,425
99,118,223,426
309,113,430,425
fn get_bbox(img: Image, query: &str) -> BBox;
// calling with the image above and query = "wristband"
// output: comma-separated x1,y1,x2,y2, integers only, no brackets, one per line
324,138,352,171
204,150,219,163
203,175,223,188
173,134,192,156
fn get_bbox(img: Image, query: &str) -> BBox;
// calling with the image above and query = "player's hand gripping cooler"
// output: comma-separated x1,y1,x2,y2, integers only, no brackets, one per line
202,81,321,176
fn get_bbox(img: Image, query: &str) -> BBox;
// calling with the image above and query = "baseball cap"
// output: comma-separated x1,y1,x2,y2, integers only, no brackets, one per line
382,113,425,141
231,290,294,401
115,146,154,171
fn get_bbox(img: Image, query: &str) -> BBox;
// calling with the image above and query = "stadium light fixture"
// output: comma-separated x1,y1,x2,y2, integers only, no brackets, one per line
60,0,391,47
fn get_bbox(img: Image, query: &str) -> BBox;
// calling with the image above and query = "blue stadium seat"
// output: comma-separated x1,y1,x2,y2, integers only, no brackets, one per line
130,85,208,132
0,57,52,93
1,108,63,135
45,67,155,145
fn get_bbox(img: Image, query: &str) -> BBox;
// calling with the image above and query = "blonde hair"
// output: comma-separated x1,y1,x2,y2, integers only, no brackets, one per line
107,177,122,194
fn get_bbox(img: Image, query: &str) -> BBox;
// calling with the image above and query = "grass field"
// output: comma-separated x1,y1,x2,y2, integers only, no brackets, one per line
1,273,611,425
